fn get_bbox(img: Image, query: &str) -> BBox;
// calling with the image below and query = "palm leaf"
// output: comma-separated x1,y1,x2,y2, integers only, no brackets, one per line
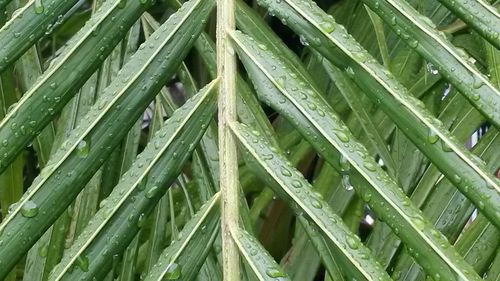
0,0,214,276
233,227,290,281
361,0,500,129
254,0,500,229
231,122,391,281
144,193,221,281
0,0,153,175
231,30,483,281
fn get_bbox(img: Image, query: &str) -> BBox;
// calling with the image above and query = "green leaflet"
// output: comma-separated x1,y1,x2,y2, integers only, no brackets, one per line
320,59,396,177
254,0,500,229
231,31,482,281
49,80,218,280
438,0,500,49
0,0,153,175
144,193,220,281
0,0,214,277
296,215,346,281
233,227,290,281
231,122,391,281
361,0,500,129
0,0,80,72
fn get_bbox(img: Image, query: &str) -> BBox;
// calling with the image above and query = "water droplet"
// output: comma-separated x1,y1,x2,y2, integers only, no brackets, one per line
291,180,302,188
39,243,48,257
412,216,425,230
21,200,39,218
76,139,90,158
266,268,287,278
339,154,350,174
137,213,146,228
426,62,439,75
472,77,484,89
363,161,377,172
408,40,419,48
346,236,360,249
165,263,181,279
145,185,159,198
311,198,323,209
335,131,349,142
34,0,44,14
427,129,439,144
441,140,453,152
299,35,309,46
342,174,354,191
319,21,335,33
280,167,292,177
76,255,89,272
258,44,268,50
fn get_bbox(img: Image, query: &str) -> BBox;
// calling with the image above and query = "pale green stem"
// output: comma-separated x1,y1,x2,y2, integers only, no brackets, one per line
217,0,239,279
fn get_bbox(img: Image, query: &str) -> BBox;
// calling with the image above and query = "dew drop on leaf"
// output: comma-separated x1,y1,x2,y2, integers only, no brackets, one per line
266,268,287,278
76,255,89,272
76,139,90,158
21,200,39,218
165,263,181,280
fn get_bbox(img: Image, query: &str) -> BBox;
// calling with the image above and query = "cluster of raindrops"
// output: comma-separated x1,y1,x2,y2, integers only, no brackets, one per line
236,229,288,279
234,34,483,278
238,124,391,277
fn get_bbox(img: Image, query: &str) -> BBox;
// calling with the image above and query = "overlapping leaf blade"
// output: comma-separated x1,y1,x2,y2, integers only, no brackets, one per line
49,80,218,280
0,0,80,72
0,0,154,175
231,30,483,281
361,0,500,129
254,0,500,229
0,0,214,276
438,0,500,49
144,193,221,281
233,227,290,281
231,122,391,281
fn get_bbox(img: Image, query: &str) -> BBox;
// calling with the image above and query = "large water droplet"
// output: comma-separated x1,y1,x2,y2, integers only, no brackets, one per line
299,35,309,46
426,62,439,75
363,161,377,172
137,213,146,228
266,268,287,278
335,131,349,142
39,243,48,257
165,263,181,279
21,200,39,218
34,0,44,14
145,185,159,199
427,129,439,144
76,255,89,272
342,175,354,191
311,198,323,209
76,139,90,158
346,236,360,249
412,216,425,231
319,21,335,33
339,154,350,174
